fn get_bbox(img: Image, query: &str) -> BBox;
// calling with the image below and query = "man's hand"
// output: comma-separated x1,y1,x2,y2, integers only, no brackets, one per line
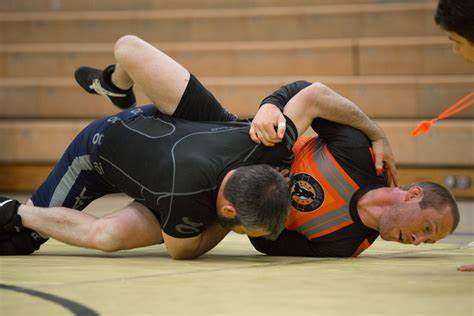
457,264,474,272
250,103,286,146
371,137,399,187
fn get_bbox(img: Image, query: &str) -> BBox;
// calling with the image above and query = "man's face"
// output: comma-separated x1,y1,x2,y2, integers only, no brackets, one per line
217,212,269,238
378,200,453,245
447,32,474,63
232,225,269,238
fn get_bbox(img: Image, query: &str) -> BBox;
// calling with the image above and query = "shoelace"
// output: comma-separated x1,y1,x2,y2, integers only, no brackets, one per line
89,78,127,98
412,92,474,136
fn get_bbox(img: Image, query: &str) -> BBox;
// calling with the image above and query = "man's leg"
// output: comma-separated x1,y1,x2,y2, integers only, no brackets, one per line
112,35,190,114
18,201,162,252
75,35,189,113
76,35,237,122
0,115,119,255
0,109,165,254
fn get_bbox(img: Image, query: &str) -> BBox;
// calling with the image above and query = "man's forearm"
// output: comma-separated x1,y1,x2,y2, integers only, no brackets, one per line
261,81,384,141
311,83,384,141
186,222,230,259
18,204,98,248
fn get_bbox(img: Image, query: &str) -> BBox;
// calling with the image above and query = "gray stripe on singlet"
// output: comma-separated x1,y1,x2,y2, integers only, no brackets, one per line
303,209,351,237
320,151,355,199
315,147,351,202
49,155,93,207
297,205,350,233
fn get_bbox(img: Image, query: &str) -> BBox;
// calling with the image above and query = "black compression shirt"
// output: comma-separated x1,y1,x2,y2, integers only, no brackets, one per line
95,106,297,238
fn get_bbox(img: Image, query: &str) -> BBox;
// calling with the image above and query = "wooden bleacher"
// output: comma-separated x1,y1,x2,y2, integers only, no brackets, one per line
0,3,444,43
0,0,473,198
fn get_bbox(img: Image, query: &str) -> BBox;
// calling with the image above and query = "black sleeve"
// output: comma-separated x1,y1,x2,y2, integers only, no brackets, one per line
249,229,370,258
260,80,312,111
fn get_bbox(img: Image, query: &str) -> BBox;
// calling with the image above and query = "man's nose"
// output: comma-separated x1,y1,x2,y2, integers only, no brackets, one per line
410,233,429,245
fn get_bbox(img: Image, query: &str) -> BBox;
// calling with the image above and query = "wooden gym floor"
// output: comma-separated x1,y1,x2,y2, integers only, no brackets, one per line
0,194,473,316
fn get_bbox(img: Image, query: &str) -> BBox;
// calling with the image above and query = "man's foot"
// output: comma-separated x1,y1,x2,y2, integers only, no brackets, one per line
0,197,48,255
74,64,136,109
0,197,22,233
0,229,48,255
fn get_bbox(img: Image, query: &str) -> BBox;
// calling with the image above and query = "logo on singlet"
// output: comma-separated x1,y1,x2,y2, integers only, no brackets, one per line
290,173,324,212
72,187,92,209
176,217,204,234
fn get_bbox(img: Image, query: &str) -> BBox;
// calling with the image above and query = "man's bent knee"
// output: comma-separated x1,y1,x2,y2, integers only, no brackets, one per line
115,35,141,50
114,35,149,64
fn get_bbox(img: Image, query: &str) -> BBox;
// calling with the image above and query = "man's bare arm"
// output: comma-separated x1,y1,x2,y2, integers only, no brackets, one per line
163,222,230,260
290,84,390,144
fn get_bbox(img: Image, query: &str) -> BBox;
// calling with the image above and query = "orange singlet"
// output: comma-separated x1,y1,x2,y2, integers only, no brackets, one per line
288,137,359,238
284,136,381,257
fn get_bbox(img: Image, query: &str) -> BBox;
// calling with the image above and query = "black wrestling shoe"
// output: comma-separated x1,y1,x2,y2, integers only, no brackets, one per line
0,229,48,255
74,64,136,109
0,197,23,233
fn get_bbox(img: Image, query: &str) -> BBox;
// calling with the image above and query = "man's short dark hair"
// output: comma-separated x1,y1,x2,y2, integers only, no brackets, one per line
223,164,290,239
400,182,460,233
435,0,474,43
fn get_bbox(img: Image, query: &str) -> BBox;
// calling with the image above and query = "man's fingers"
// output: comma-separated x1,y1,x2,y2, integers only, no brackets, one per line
256,127,275,147
387,162,399,187
249,126,260,144
254,124,279,146
257,126,271,145
251,114,286,146
374,153,384,176
383,160,399,187
262,123,281,143
277,119,286,139
259,137,274,147
387,172,395,187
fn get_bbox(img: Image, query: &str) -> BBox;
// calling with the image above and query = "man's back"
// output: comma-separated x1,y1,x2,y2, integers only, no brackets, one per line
96,105,296,238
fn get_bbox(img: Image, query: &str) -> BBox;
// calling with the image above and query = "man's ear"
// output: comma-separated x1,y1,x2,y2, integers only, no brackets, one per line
220,205,237,219
405,186,424,202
